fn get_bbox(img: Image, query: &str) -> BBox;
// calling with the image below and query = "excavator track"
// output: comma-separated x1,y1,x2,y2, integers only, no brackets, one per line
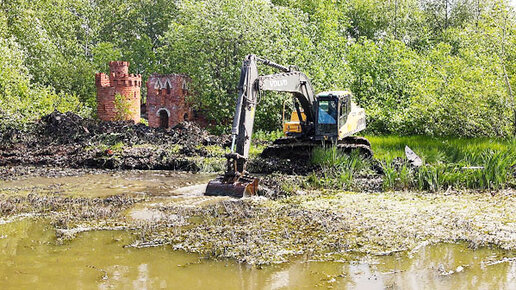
261,137,373,160
340,136,371,147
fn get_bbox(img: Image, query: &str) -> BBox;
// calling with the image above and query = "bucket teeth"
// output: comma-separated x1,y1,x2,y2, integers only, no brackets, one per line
205,175,259,198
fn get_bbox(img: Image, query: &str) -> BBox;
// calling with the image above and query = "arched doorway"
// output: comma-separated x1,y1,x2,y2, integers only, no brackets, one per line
158,109,169,128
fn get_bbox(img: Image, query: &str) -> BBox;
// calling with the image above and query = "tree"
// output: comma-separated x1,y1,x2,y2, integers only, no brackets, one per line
0,37,87,127
159,0,317,131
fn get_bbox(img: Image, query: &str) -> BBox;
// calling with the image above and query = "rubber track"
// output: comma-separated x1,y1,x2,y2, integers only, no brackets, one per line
261,138,373,159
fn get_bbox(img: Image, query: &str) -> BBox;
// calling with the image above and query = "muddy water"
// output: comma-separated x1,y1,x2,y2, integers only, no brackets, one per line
0,171,215,197
0,219,515,289
0,171,515,289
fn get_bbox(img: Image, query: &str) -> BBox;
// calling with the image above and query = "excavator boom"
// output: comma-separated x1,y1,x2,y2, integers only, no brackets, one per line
206,55,318,197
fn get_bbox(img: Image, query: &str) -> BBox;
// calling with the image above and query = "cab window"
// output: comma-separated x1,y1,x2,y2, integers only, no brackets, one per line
318,100,337,124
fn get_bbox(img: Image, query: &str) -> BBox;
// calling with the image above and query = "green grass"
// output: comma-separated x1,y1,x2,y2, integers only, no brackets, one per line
309,135,515,192
253,129,284,142
309,147,373,190
366,135,514,164
214,130,514,192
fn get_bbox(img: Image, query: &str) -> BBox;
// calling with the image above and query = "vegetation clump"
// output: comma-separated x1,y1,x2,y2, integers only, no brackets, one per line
132,190,516,265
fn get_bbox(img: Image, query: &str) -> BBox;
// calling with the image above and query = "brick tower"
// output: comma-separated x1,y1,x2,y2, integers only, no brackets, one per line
95,61,142,123
146,74,191,128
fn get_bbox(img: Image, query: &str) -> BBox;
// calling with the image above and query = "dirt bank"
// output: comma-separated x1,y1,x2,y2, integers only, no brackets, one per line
0,111,230,171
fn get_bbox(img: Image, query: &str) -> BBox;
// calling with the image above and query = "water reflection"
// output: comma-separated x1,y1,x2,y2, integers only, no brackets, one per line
0,219,515,289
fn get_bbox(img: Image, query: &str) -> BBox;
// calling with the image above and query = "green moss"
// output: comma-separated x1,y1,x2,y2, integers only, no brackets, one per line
111,141,125,153
170,144,183,154
200,145,227,156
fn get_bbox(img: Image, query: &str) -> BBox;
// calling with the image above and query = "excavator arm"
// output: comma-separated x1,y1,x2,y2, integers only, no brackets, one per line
206,54,316,197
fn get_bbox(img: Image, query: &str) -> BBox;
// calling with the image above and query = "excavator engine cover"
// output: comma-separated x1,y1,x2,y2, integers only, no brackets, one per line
205,175,259,198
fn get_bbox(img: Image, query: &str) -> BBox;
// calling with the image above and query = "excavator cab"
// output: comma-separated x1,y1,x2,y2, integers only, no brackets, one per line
315,95,339,139
283,91,364,142
314,91,365,141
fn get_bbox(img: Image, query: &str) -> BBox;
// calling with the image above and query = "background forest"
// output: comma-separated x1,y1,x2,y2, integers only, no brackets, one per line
0,0,515,137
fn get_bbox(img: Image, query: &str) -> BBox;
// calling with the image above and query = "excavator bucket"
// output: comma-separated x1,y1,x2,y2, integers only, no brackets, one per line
205,175,259,198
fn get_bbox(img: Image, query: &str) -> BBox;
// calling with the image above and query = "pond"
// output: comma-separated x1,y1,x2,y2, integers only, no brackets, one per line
0,218,515,289
0,170,515,289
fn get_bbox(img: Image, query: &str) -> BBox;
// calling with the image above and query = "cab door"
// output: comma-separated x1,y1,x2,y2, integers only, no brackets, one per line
315,96,339,140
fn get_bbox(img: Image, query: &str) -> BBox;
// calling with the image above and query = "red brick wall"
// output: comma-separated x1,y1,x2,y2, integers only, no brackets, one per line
146,74,191,128
95,61,142,123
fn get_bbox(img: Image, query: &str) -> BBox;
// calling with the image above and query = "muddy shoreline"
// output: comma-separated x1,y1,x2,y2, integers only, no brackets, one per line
0,112,323,181
0,111,230,171
1,168,515,265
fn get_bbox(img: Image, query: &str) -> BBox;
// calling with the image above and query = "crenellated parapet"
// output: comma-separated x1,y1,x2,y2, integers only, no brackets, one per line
108,75,143,87
95,73,110,87
95,61,141,123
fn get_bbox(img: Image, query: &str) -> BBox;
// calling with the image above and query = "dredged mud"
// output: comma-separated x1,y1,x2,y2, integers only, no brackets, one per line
0,111,229,171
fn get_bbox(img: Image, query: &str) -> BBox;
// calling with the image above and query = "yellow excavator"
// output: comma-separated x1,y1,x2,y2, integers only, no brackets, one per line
205,55,371,197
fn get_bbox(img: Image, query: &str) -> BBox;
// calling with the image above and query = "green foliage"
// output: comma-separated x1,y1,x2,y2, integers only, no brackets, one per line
110,141,125,153
410,150,515,192
253,130,284,142
92,43,122,74
113,93,134,121
159,0,315,130
306,136,514,192
0,0,515,137
309,147,372,190
367,135,514,163
0,36,89,127
372,136,516,191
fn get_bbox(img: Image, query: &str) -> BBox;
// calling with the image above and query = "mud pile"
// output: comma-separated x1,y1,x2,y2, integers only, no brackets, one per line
0,111,229,170
37,111,222,147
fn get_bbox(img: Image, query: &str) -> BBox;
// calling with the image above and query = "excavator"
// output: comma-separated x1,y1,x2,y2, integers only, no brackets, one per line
205,55,372,197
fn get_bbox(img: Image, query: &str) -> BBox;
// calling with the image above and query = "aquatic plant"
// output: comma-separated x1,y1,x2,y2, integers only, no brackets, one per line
308,136,515,192
310,147,372,190
252,130,284,142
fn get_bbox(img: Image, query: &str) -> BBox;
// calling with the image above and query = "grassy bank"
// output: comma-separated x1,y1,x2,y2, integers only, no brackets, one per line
309,135,515,192
367,135,514,163
252,131,515,192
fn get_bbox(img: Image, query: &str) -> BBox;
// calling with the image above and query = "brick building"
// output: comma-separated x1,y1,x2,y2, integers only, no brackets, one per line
146,74,191,128
95,61,142,123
